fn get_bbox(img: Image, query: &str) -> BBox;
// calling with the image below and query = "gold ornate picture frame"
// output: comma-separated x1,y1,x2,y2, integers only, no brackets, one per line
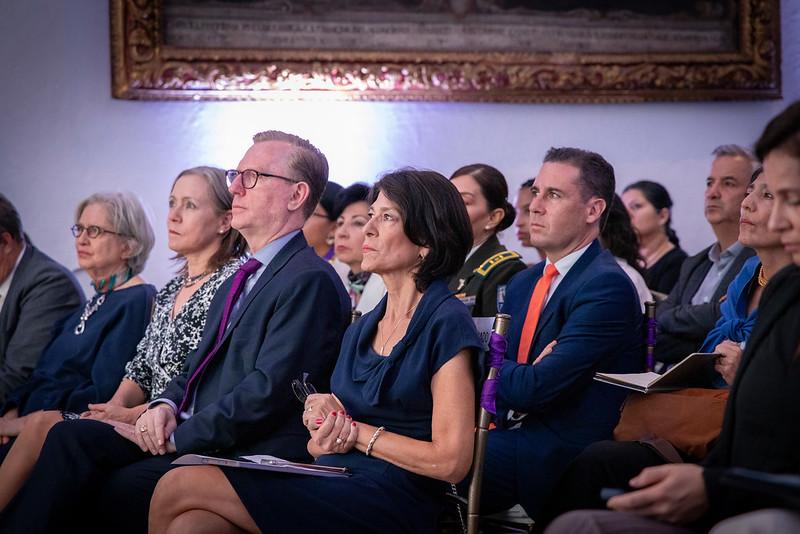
110,0,781,103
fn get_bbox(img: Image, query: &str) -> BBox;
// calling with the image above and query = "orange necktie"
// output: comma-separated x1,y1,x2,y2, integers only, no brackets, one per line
517,264,559,364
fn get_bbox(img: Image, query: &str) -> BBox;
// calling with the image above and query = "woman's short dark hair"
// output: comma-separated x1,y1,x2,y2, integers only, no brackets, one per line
334,183,370,217
623,180,681,247
601,194,644,275
449,164,516,233
318,181,344,220
755,100,800,161
368,169,472,292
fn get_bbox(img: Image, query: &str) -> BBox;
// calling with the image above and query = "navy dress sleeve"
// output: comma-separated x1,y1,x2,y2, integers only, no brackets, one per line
8,284,155,415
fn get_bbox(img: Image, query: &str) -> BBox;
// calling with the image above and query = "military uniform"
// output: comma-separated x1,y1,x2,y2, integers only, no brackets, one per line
448,235,526,317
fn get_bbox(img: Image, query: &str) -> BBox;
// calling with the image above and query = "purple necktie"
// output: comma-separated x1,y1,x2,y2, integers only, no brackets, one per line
177,257,263,413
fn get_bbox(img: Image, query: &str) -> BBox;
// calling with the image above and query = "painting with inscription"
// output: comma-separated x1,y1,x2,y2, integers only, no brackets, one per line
110,0,780,102
163,0,740,54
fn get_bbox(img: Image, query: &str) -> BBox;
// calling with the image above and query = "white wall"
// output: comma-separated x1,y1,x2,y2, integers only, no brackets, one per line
1,0,798,288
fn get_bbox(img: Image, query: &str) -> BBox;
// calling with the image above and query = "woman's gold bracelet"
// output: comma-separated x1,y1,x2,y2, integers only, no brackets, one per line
365,426,385,457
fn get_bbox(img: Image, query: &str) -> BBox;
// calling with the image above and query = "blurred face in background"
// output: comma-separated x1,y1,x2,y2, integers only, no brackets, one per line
451,174,503,247
765,150,800,265
705,156,752,227
303,202,336,254
515,186,533,247
334,200,370,273
621,188,669,241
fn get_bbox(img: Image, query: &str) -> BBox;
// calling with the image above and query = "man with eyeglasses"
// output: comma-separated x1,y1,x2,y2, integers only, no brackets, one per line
0,194,82,404
1,132,351,533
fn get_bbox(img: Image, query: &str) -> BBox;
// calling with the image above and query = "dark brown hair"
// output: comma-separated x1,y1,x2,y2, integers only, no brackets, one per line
450,163,516,233
369,169,472,292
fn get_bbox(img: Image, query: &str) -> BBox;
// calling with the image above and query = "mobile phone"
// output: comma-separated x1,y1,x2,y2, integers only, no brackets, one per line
600,487,627,501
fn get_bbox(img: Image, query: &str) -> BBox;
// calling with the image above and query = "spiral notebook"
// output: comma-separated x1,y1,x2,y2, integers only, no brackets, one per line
172,454,351,478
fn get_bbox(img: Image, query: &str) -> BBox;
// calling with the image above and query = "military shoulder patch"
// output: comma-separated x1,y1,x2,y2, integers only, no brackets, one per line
474,250,522,277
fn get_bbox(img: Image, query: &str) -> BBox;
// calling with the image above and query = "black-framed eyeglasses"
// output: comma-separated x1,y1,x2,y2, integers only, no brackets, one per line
70,224,125,239
291,373,317,404
225,169,300,189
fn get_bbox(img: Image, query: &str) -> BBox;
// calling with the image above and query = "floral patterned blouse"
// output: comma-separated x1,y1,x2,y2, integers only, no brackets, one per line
123,257,243,400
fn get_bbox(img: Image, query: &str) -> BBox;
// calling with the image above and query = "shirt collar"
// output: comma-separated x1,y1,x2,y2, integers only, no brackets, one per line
545,241,592,278
708,241,744,264
465,237,489,263
250,230,300,267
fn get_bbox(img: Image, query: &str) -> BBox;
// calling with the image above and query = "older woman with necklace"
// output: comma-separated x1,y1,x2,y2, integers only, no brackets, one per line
0,192,156,451
0,167,246,510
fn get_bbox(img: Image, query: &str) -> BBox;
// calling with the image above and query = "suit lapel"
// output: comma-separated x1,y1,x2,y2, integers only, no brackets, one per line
531,241,601,350
1,246,34,320
217,233,307,346
683,247,712,304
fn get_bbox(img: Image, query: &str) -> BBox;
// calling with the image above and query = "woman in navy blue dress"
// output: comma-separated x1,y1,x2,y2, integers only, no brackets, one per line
0,192,156,455
149,170,484,533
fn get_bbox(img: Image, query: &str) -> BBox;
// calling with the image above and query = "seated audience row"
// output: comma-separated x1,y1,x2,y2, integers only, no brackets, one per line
545,100,800,533
0,167,245,509
542,164,794,525
0,101,796,534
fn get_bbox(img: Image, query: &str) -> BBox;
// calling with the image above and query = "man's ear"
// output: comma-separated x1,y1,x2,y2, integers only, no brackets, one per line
288,182,311,213
586,197,607,225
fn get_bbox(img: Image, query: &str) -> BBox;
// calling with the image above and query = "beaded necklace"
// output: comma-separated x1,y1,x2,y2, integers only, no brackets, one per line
183,269,211,288
75,267,132,335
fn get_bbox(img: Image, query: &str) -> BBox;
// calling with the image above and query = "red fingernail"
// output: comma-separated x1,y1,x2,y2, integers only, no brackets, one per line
346,415,352,420
339,411,345,416
351,422,357,427
330,411,336,416
315,418,323,424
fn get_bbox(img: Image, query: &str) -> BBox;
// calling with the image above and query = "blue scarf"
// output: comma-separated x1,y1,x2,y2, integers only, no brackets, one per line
700,255,761,353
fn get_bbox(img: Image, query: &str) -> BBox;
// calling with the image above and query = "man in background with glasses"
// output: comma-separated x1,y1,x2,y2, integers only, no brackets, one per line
0,194,82,405
1,132,351,533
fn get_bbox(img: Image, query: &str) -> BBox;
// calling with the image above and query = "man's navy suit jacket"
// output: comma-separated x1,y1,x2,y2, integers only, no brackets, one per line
159,233,350,460
495,240,643,515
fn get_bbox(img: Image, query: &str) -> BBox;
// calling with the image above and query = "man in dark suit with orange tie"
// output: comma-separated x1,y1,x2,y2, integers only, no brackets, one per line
478,148,643,520
1,132,351,533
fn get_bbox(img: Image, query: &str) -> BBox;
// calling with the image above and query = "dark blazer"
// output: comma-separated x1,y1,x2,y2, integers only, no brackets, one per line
448,234,525,317
0,245,83,402
158,233,350,459
655,244,754,364
491,240,642,517
703,264,800,523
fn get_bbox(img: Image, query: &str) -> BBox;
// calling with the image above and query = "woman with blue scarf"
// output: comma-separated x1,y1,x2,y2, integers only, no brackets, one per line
701,169,793,386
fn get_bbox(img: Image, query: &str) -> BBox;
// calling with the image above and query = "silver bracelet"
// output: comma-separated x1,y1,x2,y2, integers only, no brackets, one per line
365,426,385,457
